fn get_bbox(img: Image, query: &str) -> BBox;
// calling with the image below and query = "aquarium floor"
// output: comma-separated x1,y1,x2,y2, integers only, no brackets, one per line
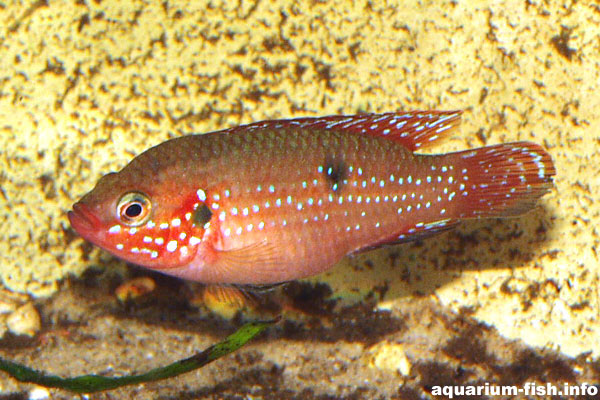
0,270,598,400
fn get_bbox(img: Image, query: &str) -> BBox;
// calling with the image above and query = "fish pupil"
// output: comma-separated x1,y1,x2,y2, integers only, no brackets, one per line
125,203,143,218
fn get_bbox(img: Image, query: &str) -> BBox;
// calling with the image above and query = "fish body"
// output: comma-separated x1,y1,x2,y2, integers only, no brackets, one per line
69,111,555,285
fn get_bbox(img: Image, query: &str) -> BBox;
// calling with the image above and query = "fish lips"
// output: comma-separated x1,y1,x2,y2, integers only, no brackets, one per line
68,202,103,241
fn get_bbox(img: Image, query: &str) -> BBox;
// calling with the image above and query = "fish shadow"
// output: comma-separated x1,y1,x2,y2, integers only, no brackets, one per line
57,268,406,346
325,204,558,303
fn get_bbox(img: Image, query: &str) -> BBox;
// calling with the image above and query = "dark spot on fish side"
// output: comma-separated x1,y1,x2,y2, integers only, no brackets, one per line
193,203,212,226
323,156,347,192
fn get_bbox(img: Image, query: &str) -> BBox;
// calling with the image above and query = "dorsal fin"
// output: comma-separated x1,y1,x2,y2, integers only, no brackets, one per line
225,110,463,151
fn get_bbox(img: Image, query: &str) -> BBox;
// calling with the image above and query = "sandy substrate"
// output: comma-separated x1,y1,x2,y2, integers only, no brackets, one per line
2,275,600,399
0,0,599,397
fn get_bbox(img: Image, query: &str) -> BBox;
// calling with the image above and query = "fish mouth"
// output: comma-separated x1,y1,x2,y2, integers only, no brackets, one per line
68,202,102,239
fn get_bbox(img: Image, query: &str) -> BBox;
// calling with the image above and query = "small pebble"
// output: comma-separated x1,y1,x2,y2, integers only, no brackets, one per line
115,276,156,303
0,289,27,314
28,387,50,400
7,302,41,337
368,340,412,376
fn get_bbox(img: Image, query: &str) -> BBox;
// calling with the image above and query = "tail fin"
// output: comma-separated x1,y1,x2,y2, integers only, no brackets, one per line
450,142,555,219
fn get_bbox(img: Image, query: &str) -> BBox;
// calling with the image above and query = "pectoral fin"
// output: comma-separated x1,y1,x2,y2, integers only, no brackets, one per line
211,240,289,284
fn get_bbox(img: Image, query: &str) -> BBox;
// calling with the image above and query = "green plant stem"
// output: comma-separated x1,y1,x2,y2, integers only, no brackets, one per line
0,319,275,393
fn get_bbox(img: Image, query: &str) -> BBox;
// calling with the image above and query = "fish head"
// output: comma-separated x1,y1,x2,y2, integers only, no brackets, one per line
68,167,210,269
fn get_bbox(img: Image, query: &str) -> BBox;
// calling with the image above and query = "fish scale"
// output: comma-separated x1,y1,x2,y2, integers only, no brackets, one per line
214,132,449,254
69,111,555,286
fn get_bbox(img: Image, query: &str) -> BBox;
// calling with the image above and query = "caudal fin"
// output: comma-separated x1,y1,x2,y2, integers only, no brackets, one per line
450,142,555,219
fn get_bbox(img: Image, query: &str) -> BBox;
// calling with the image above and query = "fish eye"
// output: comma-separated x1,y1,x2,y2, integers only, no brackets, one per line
117,192,152,226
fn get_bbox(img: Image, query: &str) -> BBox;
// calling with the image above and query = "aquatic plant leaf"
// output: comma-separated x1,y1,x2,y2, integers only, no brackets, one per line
0,319,275,393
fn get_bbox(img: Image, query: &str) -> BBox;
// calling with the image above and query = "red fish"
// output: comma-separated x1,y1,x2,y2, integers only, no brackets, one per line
68,111,555,288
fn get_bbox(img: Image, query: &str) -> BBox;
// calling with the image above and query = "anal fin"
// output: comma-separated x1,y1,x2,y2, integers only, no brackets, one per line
352,219,459,254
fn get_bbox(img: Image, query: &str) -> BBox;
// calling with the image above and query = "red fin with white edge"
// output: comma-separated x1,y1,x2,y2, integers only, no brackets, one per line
449,141,556,219
352,219,459,254
225,110,463,151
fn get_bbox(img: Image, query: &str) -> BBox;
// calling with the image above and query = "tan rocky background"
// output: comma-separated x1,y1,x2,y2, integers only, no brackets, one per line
0,0,598,398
